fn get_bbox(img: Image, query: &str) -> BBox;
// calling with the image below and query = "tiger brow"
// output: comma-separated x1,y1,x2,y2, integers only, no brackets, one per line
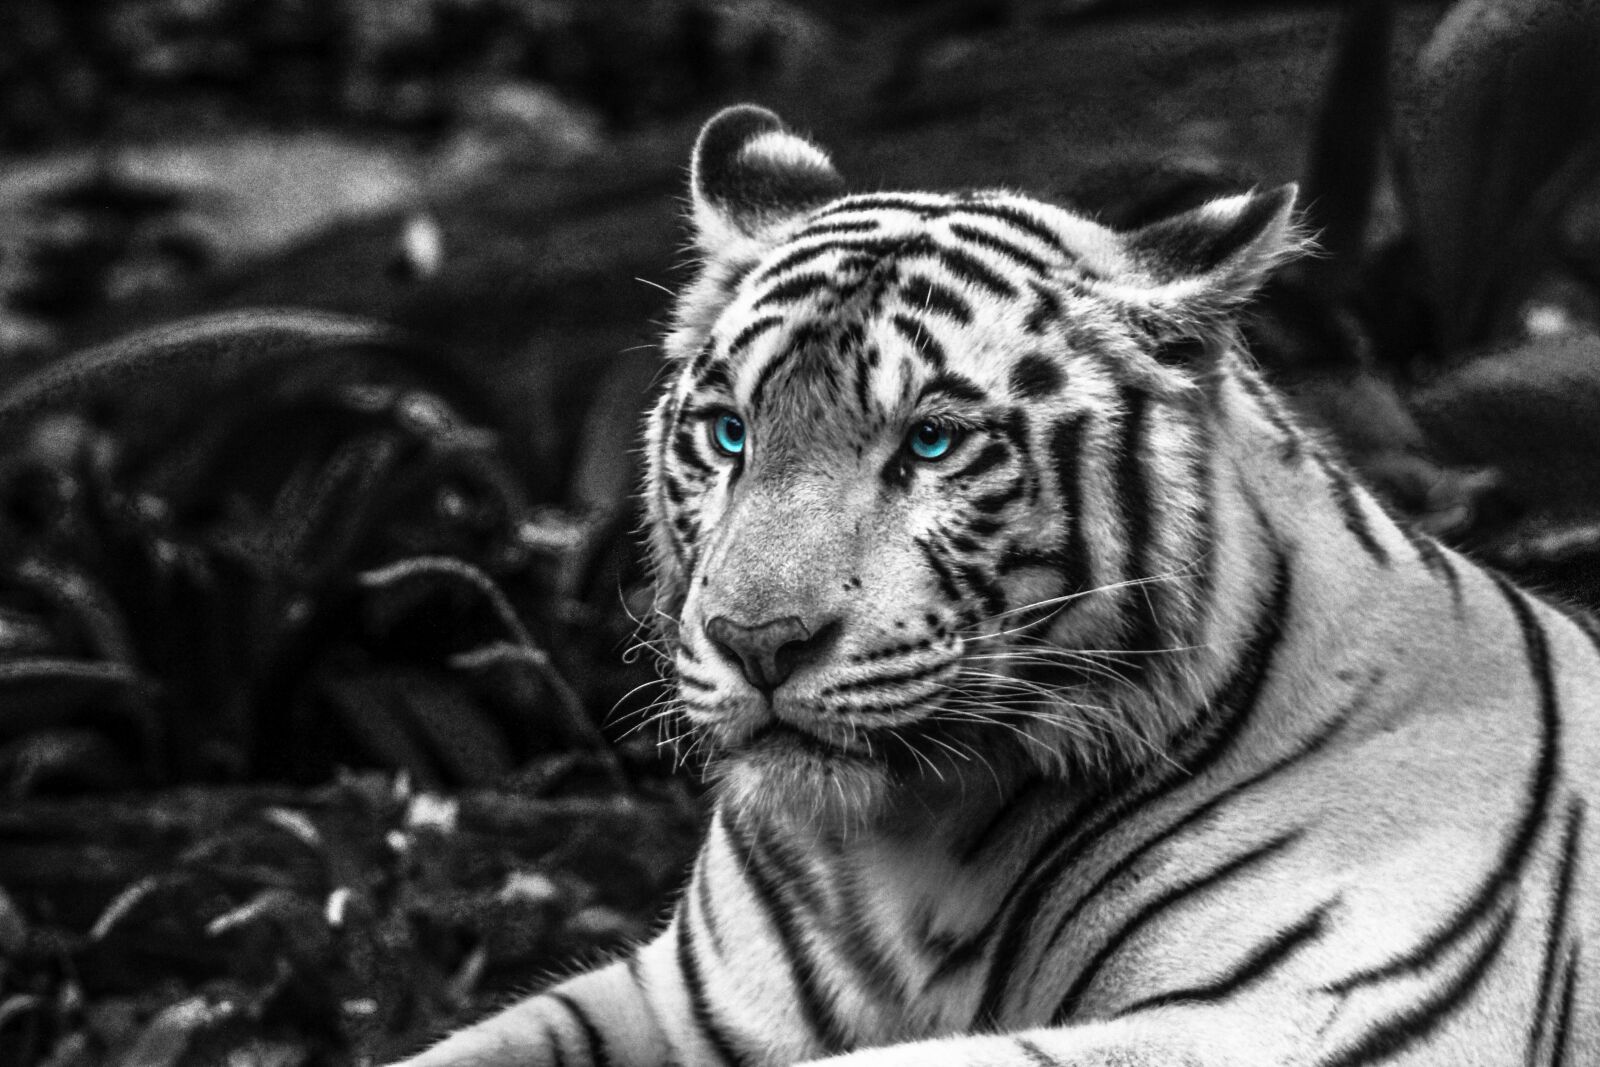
917,372,989,406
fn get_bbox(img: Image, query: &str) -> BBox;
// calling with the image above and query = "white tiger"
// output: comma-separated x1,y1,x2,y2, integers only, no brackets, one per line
392,105,1600,1067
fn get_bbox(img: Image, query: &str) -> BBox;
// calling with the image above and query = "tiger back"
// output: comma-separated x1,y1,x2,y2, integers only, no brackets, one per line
392,106,1600,1067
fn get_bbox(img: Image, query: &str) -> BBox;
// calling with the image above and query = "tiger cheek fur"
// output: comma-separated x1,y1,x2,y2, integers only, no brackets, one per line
392,106,1600,1067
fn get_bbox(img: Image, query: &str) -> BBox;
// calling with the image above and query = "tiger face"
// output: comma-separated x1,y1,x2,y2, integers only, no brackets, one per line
644,107,1300,829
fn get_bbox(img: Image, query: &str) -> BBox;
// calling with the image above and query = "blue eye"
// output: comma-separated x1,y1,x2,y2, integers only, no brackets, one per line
711,412,747,456
907,420,957,461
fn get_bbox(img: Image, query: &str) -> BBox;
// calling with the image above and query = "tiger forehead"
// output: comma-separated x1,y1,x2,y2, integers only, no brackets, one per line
696,197,1091,371
740,192,1089,304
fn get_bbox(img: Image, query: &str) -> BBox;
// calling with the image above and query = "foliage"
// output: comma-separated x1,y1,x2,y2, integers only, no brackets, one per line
1210,0,1600,607
0,774,701,1067
0,310,660,796
0,0,819,147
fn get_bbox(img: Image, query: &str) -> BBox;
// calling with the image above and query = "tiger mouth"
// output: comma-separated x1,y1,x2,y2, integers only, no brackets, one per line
737,719,858,761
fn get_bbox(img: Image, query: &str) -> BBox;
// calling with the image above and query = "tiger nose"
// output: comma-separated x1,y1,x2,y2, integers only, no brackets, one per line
704,615,836,696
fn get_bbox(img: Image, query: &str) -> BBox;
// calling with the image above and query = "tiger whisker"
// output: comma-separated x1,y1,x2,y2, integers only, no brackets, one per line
964,567,1194,632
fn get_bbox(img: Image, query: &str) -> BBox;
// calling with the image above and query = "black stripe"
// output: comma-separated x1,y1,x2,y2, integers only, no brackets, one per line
998,406,1037,502
1116,902,1332,1016
900,273,974,324
835,252,890,283
1152,337,1208,367
814,194,950,219
1052,831,1302,1022
948,532,986,554
721,814,852,1054
833,695,924,716
1049,413,1092,597
755,830,830,915
1319,902,1516,1067
1185,421,1219,647
951,440,1010,481
687,338,717,382
1315,453,1390,567
1111,388,1163,662
718,256,757,297
948,221,1053,275
1040,678,1363,964
929,242,1019,300
678,672,715,694
747,348,793,416
546,1022,569,1067
726,315,785,357
975,549,1293,1022
753,238,893,287
693,858,728,960
1326,573,1560,994
891,313,948,371
672,430,714,476
954,558,1007,619
919,371,987,405
825,861,913,1009
916,536,965,603
674,911,746,1067
672,515,698,552
751,271,835,311
994,551,1067,595
1015,1037,1064,1067
656,394,689,572
1025,280,1063,334
1405,526,1461,607
1233,366,1302,462
855,637,934,663
696,361,734,394
971,479,1025,514
953,775,1051,865
953,202,1068,255
966,519,1007,544
1009,351,1064,399
548,992,613,1067
1531,798,1585,1062
793,218,882,239
853,347,873,414
1549,944,1579,1067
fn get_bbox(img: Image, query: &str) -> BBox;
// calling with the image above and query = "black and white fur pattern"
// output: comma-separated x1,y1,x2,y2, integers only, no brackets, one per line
393,106,1600,1067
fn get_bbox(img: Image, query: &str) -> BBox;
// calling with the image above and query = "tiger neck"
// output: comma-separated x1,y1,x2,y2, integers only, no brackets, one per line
1176,356,1422,735
1209,357,1418,633
1047,355,1412,796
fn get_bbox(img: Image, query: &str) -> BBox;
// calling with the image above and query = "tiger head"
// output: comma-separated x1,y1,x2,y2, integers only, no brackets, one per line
644,106,1302,830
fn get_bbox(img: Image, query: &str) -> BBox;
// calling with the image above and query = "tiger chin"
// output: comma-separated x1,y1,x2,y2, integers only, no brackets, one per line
391,106,1600,1067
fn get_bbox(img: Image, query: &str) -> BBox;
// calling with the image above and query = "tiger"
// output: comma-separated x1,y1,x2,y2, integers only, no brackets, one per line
391,105,1600,1067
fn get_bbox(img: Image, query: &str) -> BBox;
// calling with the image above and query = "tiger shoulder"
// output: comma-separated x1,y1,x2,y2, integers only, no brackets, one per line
391,105,1600,1067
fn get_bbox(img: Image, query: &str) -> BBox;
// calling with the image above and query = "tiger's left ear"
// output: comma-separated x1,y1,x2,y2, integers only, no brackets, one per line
1120,183,1304,333
690,105,845,255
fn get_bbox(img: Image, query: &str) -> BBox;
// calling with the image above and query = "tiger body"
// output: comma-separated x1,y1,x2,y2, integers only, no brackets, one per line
394,107,1600,1067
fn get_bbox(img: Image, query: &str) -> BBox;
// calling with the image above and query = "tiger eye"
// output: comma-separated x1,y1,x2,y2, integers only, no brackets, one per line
711,412,747,456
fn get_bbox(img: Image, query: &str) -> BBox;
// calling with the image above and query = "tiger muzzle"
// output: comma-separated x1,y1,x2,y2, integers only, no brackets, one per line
704,614,839,697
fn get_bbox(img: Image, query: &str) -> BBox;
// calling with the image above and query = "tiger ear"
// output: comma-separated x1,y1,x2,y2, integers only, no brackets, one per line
1120,183,1304,329
690,105,845,254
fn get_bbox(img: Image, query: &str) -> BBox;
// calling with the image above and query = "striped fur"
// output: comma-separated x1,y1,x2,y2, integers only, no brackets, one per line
393,107,1600,1067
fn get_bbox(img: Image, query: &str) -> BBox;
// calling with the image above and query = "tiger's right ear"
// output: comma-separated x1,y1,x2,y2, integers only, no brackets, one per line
690,105,845,255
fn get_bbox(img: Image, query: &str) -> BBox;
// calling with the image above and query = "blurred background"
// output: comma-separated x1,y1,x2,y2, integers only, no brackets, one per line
3,0,1600,1062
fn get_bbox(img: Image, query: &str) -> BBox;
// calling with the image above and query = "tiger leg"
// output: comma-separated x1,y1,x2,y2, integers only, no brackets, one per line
797,1008,1288,1067
391,929,678,1067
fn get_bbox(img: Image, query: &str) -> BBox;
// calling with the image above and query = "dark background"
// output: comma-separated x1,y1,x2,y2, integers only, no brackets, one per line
3,0,1599,1063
